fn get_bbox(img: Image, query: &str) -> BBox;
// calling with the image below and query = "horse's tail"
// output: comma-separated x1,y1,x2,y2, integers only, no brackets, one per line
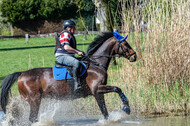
0,72,22,113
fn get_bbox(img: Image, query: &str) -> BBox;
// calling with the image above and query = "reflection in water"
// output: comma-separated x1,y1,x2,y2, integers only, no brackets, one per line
0,97,189,126
56,119,98,125
54,116,190,126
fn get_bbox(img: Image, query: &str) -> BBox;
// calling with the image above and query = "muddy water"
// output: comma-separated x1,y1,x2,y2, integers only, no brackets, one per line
0,97,189,126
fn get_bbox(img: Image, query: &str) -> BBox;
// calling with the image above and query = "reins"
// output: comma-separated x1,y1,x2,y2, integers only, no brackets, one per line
81,55,108,72
81,49,135,73
80,30,136,72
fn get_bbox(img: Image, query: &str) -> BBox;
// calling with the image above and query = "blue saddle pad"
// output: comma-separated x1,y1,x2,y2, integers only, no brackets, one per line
53,61,87,80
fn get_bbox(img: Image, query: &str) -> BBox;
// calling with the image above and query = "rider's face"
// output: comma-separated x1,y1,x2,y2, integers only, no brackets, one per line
67,26,76,34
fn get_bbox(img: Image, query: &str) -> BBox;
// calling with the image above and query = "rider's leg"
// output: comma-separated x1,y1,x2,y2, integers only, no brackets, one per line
56,55,82,91
72,61,82,91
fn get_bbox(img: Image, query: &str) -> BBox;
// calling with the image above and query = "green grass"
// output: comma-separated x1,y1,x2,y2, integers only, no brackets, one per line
0,35,97,84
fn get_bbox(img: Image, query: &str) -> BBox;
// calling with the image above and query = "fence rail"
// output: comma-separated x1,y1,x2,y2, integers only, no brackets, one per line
0,35,25,39
0,31,100,39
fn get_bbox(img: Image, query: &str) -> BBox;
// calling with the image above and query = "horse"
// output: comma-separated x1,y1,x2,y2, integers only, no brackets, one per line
0,32,137,123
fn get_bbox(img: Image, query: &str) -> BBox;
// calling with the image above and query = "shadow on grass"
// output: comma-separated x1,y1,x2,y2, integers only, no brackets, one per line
0,76,6,82
0,43,91,51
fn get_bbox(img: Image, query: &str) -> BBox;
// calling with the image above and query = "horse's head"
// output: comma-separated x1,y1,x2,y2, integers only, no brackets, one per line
113,31,137,62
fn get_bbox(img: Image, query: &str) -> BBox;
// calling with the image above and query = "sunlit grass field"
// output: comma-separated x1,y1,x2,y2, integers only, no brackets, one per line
0,34,98,94
0,35,93,80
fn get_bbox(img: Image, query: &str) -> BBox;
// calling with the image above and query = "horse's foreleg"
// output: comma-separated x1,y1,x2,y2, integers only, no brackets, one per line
94,94,108,119
28,95,41,123
97,85,130,114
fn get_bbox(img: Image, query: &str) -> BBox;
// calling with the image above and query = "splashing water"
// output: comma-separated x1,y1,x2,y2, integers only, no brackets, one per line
32,98,76,126
1,97,31,126
0,97,188,126
1,97,81,126
97,110,127,125
0,97,140,126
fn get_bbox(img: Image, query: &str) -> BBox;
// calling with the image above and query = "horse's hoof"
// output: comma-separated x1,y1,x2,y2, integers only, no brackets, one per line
122,105,130,114
29,118,38,123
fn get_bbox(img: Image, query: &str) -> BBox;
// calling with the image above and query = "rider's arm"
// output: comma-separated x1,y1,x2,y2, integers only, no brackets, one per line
59,32,84,56
64,45,84,56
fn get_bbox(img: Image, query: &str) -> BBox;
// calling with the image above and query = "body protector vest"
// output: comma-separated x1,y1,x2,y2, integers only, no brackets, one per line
54,30,76,55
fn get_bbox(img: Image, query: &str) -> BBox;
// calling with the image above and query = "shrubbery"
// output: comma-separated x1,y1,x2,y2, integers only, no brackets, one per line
0,0,78,24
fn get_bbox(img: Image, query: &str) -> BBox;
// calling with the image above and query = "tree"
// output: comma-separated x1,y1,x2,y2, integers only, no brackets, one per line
0,0,42,24
39,0,78,20
92,0,113,32
0,0,78,24
74,0,96,31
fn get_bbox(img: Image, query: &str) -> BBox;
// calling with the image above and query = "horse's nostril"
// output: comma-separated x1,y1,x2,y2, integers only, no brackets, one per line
130,55,137,62
135,55,137,61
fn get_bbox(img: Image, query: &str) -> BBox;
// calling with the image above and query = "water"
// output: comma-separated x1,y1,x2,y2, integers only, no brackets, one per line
0,111,5,122
1,110,189,126
0,98,189,126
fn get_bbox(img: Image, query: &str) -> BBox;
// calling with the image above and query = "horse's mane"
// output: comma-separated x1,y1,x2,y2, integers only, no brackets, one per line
87,32,114,56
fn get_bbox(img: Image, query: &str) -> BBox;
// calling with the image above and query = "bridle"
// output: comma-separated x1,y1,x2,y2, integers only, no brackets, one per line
116,40,136,59
81,33,136,72
86,34,136,59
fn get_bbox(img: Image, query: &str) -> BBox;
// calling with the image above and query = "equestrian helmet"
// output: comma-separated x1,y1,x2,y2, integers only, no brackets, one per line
63,20,76,29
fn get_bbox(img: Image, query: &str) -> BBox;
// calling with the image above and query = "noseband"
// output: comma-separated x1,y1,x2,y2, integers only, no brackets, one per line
116,41,136,59
114,31,136,59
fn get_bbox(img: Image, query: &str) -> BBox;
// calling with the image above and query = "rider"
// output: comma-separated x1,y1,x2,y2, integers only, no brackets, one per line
55,19,85,92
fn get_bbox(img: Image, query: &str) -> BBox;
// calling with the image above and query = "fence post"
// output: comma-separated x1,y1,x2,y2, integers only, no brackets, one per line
25,34,29,43
84,31,87,40
10,23,13,40
84,26,88,40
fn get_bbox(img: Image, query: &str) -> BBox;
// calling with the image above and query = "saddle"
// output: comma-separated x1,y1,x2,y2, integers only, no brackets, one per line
53,61,87,80
53,61,87,97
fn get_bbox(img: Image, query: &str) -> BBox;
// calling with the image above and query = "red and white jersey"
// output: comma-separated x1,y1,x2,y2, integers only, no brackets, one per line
55,31,76,56
59,32,72,46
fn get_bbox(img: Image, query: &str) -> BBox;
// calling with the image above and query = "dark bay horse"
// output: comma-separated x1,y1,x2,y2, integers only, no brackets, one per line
0,32,137,122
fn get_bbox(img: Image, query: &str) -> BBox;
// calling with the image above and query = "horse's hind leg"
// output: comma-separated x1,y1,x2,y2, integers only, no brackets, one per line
94,94,108,119
28,95,42,123
18,81,42,122
97,85,130,114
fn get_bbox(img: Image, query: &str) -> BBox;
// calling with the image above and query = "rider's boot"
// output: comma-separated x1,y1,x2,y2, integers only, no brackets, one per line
73,62,83,93
73,76,82,92
73,77,82,92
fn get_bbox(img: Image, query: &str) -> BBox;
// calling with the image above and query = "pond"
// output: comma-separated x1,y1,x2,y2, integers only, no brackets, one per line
0,110,189,126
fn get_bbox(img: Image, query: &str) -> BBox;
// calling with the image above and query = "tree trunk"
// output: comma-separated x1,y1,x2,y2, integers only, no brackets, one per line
10,23,13,36
121,0,127,33
93,0,113,32
93,0,115,65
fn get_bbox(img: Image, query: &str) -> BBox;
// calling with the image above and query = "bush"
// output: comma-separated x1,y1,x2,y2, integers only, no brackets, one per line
76,18,86,31
0,23,10,36
0,0,78,24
